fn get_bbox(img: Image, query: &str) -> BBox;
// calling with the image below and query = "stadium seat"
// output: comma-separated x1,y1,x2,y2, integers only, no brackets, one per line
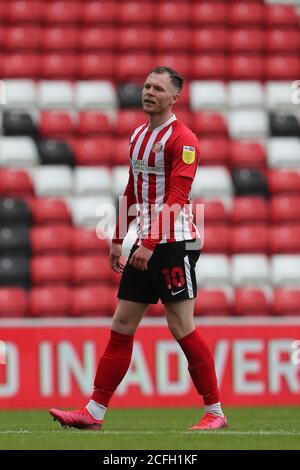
38,81,74,109
0,226,30,255
192,112,227,136
0,137,39,167
77,111,112,136
75,81,117,110
267,169,300,195
6,0,42,23
192,28,226,52
190,81,227,110
116,110,145,137
32,166,73,197
117,84,143,109
192,55,226,80
73,167,111,196
192,167,233,198
0,169,33,198
114,138,130,166
231,197,268,225
156,2,191,24
154,28,190,52
30,198,71,226
0,256,30,288
195,288,233,316
266,81,295,110
228,3,264,26
145,302,165,317
266,30,299,53
115,54,155,82
39,111,74,138
230,225,268,254
0,288,27,318
31,255,72,286
192,2,227,25
3,26,41,50
193,198,228,225
3,110,36,137
117,2,153,24
72,228,109,255
1,54,39,79
266,56,300,81
228,56,264,81
228,110,268,138
155,54,190,79
227,29,264,53
198,138,229,166
234,287,272,316
72,255,111,285
271,255,300,286
71,196,115,227
73,137,112,166
270,196,300,224
111,167,130,198
232,168,268,197
30,226,73,255
269,113,300,137
4,79,36,108
117,27,153,51
71,285,115,317
41,53,76,79
42,1,80,24
78,54,114,80
195,254,230,286
202,225,230,253
232,254,270,286
29,286,72,317
37,140,75,167
267,138,300,168
41,27,78,51
229,140,266,169
273,288,300,316
0,198,32,226
265,4,299,27
270,225,300,254
227,82,264,108
82,1,116,24
79,27,116,51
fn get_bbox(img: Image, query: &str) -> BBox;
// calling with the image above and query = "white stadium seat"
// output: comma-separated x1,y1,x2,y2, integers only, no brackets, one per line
192,167,233,198
266,81,295,110
0,137,39,167
190,81,227,110
4,80,36,108
71,196,115,227
73,167,112,196
33,166,73,196
228,110,269,138
75,81,117,110
267,138,300,168
271,255,300,286
195,254,231,286
227,81,264,108
38,81,74,109
111,166,130,198
232,255,270,286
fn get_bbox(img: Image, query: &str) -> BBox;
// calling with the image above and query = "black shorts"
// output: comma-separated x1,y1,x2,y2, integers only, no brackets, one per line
118,240,201,304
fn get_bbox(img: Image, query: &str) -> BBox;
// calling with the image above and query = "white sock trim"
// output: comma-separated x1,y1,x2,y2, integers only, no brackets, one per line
86,400,107,420
204,402,224,418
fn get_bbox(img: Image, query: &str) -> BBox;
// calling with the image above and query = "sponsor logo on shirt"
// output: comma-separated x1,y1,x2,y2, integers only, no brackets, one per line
182,146,195,164
131,160,164,175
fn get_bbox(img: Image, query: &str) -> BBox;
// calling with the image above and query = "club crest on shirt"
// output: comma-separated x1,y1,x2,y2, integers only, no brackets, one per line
151,142,164,153
182,146,195,164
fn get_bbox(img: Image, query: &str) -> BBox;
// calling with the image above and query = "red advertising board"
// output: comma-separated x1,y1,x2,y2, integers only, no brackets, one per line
0,318,300,409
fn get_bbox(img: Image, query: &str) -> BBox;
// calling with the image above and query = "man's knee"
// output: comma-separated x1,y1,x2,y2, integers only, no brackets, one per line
111,301,147,335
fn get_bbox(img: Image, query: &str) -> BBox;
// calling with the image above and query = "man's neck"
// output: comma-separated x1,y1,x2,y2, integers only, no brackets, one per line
148,111,174,131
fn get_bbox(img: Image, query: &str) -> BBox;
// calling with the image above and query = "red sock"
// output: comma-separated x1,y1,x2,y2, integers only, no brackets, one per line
91,330,134,407
177,329,220,405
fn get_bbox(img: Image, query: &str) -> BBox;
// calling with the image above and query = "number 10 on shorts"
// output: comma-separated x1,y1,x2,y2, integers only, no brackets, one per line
162,267,186,289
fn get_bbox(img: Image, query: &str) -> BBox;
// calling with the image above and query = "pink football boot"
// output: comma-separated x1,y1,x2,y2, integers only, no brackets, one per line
190,413,228,430
49,407,103,431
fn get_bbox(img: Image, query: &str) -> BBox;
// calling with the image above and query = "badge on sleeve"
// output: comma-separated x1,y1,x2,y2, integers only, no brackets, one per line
182,146,195,164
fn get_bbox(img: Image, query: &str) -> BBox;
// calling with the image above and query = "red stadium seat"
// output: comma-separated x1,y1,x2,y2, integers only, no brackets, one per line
192,112,227,136
234,288,271,316
192,28,226,52
230,225,268,253
114,138,130,166
72,255,111,285
267,170,300,195
39,111,74,138
30,198,72,226
71,285,115,317
156,2,191,24
192,55,226,80
116,110,145,137
198,138,229,166
41,27,78,50
117,27,153,51
192,2,227,25
0,288,27,317
30,226,73,255
202,225,230,253
155,54,189,79
72,228,109,255
77,111,112,136
266,30,299,53
193,199,228,225
229,141,266,169
228,55,264,81
270,226,300,254
73,138,112,166
195,289,232,316
231,197,268,225
117,2,153,24
227,29,264,53
7,0,42,23
228,3,264,26
273,288,300,316
43,1,80,24
0,54,39,78
82,1,116,24
265,56,300,81
145,302,165,317
0,169,33,197
3,26,41,50
115,53,154,82
266,5,299,27
79,27,116,51
29,286,72,317
41,53,76,79
270,196,300,224
78,54,114,80
154,28,190,52
31,255,72,285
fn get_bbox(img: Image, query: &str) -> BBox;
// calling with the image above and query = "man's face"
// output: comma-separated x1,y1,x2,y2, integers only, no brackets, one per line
142,72,179,115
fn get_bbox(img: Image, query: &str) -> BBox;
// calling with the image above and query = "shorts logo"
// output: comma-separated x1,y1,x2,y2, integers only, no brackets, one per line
182,146,195,164
152,142,163,153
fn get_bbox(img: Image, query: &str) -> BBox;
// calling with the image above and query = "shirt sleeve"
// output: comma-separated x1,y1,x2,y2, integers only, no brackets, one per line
112,167,137,245
169,132,200,180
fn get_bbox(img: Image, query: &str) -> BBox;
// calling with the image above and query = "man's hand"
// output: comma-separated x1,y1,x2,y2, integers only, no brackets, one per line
129,245,153,271
109,243,124,274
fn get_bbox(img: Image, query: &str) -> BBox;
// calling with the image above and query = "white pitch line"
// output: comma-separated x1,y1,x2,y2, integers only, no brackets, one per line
0,430,300,436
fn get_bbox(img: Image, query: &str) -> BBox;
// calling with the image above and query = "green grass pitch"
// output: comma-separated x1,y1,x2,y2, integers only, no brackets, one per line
0,407,299,450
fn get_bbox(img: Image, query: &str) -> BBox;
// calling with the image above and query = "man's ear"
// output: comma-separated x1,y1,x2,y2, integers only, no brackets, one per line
170,94,180,106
